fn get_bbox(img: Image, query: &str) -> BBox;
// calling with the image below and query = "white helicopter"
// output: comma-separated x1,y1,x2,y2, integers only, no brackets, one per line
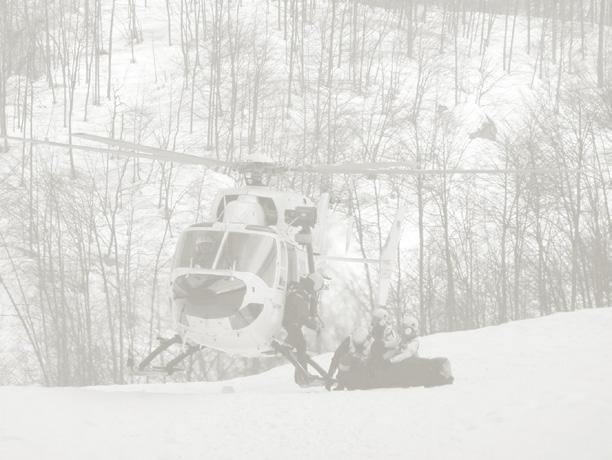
6,132,551,385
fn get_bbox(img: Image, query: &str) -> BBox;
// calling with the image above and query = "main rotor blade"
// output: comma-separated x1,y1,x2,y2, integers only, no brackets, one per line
296,162,556,176
294,161,417,174
4,135,161,161
72,132,233,167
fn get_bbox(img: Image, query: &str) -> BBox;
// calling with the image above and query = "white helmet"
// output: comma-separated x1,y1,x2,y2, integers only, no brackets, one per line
298,273,324,292
351,327,370,347
196,235,212,246
401,314,419,337
371,308,390,327
307,272,325,291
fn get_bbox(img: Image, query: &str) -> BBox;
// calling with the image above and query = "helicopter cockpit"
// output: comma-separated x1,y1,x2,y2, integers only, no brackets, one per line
171,225,287,348
174,227,278,287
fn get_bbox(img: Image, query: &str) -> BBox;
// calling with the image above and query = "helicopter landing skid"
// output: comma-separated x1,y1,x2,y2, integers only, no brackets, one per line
271,341,334,388
129,335,204,377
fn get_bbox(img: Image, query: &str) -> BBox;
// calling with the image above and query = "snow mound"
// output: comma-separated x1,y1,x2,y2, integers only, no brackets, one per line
1,308,611,460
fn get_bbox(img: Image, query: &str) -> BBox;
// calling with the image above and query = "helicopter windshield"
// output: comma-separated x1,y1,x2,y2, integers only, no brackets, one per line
175,230,278,286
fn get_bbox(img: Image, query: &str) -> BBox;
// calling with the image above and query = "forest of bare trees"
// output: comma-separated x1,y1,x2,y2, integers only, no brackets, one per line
0,0,610,385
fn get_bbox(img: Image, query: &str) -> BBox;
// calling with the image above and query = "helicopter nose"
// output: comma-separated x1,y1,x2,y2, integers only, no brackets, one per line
173,273,265,330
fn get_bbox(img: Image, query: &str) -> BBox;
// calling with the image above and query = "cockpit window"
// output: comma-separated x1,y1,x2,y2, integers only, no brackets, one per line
175,230,278,286
176,231,224,269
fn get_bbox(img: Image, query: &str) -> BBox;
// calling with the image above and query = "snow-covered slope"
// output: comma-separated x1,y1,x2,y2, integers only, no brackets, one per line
1,308,611,460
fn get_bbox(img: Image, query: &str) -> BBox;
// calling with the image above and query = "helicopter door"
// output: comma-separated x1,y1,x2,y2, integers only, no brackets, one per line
286,244,298,283
278,242,288,288
296,250,308,277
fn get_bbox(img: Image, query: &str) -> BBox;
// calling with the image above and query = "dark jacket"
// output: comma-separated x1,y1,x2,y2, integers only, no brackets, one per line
369,324,399,369
283,282,317,331
328,336,374,390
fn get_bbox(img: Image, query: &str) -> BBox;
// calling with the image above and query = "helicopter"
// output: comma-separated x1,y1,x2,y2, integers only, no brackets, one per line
5,132,555,386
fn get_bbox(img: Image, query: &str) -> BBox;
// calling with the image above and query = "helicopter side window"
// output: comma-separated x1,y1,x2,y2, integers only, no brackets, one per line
258,197,278,226
216,195,238,221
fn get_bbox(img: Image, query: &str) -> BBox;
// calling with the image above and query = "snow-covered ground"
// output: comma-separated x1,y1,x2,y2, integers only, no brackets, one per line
1,308,610,460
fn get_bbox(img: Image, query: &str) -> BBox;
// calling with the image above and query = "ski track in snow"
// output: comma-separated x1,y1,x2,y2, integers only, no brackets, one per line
1,308,611,460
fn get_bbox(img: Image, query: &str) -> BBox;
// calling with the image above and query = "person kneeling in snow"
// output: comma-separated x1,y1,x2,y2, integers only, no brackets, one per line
382,314,454,388
368,311,420,388
369,308,400,366
388,314,420,364
327,327,373,390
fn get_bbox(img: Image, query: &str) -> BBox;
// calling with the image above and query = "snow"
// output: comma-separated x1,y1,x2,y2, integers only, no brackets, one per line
1,308,611,460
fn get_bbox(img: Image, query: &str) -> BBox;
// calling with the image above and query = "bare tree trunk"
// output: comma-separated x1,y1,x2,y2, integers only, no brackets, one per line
597,0,605,86
107,0,116,99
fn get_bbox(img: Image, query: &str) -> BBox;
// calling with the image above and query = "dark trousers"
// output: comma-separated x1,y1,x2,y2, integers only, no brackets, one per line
285,325,310,384
286,325,308,365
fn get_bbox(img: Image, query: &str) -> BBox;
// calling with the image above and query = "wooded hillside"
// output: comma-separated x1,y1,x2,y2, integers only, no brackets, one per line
0,0,610,385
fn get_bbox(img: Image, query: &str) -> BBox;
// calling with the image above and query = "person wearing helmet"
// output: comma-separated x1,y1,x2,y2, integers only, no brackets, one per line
288,272,324,330
192,233,219,268
389,314,420,364
369,307,400,370
327,326,373,390
303,272,325,292
283,272,325,385
384,313,453,388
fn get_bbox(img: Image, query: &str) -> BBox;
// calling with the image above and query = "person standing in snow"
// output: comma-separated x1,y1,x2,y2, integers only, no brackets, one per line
327,327,373,390
283,272,324,384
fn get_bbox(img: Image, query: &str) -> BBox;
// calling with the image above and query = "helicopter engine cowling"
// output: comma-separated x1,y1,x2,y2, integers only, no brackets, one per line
222,195,267,226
